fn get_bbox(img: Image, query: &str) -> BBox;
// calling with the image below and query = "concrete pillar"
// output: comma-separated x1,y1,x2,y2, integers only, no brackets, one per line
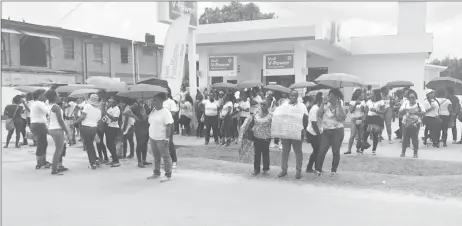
293,42,307,83
188,29,197,99
198,52,209,93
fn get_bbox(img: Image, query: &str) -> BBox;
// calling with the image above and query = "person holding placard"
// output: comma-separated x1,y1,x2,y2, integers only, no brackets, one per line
315,89,347,176
272,90,308,179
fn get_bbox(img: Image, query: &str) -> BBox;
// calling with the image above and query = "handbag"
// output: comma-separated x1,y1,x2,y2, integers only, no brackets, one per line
5,104,21,131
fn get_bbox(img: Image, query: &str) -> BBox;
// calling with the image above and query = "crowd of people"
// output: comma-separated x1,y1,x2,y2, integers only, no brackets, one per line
3,83,462,180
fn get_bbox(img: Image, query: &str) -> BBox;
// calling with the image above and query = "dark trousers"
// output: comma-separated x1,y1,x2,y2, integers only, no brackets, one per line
239,117,247,127
30,123,48,157
205,115,219,143
196,114,204,137
363,130,379,151
173,112,180,133
105,127,120,163
232,118,239,139
316,128,344,173
424,116,441,144
452,114,459,141
180,115,191,135
96,129,108,160
169,129,177,163
123,128,134,157
402,124,420,154
80,126,98,165
253,138,270,172
20,118,27,143
440,115,450,143
135,129,149,163
306,132,320,171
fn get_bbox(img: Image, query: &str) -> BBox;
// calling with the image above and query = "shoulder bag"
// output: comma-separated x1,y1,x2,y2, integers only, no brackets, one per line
5,105,20,131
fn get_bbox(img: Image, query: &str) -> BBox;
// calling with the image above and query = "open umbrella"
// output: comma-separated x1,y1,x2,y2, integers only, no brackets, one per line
136,77,169,89
426,77,462,95
263,84,291,94
307,89,330,96
384,80,414,88
69,88,101,98
315,73,363,88
117,84,168,100
289,81,317,89
55,84,98,93
14,86,46,93
86,76,127,92
235,80,263,90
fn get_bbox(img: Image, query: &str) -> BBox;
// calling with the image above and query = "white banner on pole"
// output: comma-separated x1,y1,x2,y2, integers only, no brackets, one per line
160,14,191,96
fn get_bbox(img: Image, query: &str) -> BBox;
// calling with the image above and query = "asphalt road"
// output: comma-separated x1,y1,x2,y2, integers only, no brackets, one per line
2,147,462,226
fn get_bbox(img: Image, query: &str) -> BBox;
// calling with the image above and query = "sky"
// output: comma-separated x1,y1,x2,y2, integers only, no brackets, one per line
2,1,462,60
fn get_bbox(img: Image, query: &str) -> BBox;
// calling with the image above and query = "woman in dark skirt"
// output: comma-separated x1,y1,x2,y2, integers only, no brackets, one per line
362,89,385,155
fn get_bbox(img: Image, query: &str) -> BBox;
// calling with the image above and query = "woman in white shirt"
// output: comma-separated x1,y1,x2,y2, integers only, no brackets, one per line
74,94,102,169
104,97,121,167
345,89,366,155
30,89,52,169
436,89,453,147
362,89,385,155
238,92,251,126
45,90,69,175
399,91,425,158
305,92,323,173
204,94,220,145
220,94,234,146
179,94,194,136
147,92,174,182
422,89,440,147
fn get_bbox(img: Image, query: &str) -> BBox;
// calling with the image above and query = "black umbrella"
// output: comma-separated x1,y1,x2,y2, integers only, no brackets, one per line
136,77,169,89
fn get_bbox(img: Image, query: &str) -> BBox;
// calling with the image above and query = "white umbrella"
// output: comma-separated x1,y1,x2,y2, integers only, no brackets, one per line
315,73,363,88
55,84,97,93
69,88,101,98
86,76,127,92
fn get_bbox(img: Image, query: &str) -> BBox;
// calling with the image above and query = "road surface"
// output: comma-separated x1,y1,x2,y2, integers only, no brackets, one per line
2,150,462,226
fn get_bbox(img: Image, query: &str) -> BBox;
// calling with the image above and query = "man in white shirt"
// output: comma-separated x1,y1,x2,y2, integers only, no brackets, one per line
163,88,179,168
104,97,121,167
63,98,77,144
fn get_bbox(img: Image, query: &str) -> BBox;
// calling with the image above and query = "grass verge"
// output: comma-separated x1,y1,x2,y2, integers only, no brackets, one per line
176,145,462,199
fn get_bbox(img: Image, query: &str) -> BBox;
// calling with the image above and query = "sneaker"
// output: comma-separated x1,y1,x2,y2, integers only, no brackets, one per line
143,162,153,166
160,176,171,183
90,165,97,170
43,161,52,169
295,171,302,179
138,163,145,168
388,140,393,144
127,154,134,159
413,153,418,158
251,171,260,176
314,170,322,177
277,171,287,178
262,170,270,174
147,174,160,180
172,162,178,169
372,150,376,156
344,151,352,155
330,171,337,176
110,162,121,168
57,166,69,172
306,168,314,173
400,153,405,158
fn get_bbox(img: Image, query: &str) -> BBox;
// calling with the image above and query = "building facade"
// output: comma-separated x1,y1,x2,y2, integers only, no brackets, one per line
195,1,433,101
1,19,163,86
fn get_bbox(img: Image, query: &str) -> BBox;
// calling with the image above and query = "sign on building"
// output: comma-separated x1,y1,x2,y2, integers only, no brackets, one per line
263,53,294,76
208,56,237,77
158,1,198,28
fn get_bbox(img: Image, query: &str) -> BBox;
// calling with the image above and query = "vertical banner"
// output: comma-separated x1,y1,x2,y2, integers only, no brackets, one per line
160,14,191,96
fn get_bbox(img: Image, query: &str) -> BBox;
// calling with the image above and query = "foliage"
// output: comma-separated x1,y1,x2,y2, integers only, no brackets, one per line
430,56,462,80
199,2,276,25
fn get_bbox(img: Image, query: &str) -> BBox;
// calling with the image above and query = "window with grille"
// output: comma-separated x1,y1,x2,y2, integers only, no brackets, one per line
93,43,103,61
63,38,74,60
120,46,129,63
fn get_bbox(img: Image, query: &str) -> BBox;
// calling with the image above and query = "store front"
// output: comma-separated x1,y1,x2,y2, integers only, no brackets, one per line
196,2,433,100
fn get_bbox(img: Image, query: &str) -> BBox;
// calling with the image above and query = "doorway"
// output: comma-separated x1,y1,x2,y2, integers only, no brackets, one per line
211,77,223,84
265,75,295,88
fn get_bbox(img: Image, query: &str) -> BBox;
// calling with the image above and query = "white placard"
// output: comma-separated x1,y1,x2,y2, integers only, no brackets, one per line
271,105,304,140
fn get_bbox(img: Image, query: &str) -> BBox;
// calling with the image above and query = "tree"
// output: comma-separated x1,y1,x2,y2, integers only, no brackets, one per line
430,56,462,80
199,2,276,25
